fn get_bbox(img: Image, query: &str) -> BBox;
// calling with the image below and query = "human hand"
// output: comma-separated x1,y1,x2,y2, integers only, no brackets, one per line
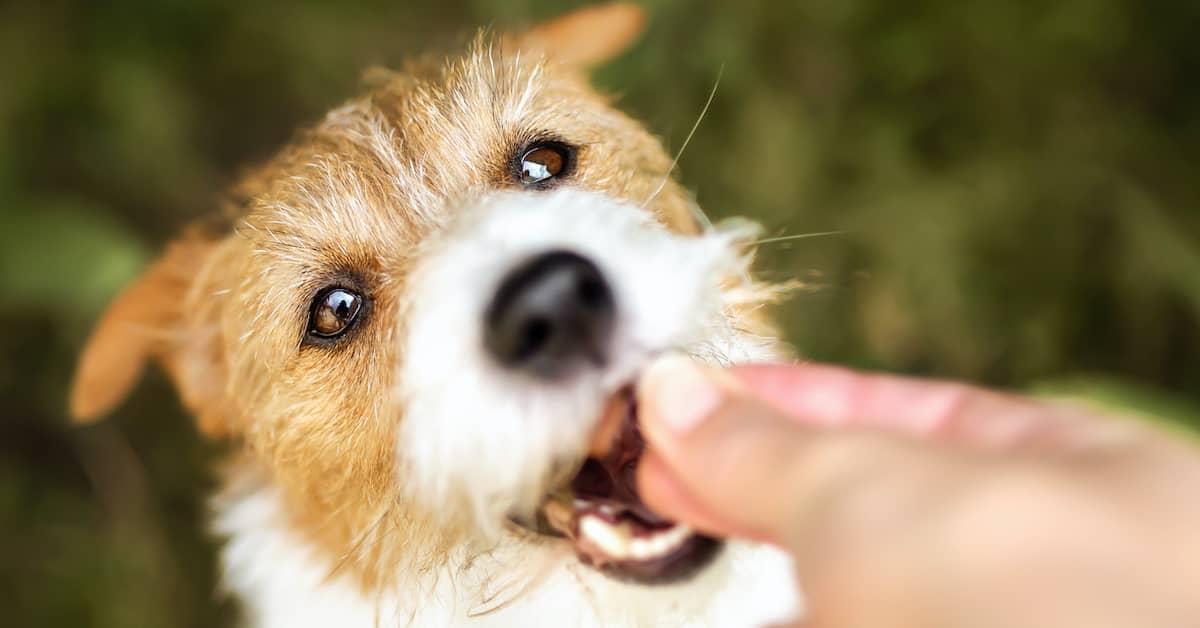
636,357,1200,628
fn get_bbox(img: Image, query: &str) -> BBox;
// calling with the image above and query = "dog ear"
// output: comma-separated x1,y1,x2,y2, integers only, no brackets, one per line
70,233,232,437
513,3,647,68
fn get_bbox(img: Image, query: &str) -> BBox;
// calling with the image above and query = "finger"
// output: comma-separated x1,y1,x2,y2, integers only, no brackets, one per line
636,355,976,544
730,362,1085,449
637,357,1200,628
636,451,766,540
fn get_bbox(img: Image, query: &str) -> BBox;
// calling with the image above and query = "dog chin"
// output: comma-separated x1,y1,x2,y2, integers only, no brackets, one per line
396,189,776,583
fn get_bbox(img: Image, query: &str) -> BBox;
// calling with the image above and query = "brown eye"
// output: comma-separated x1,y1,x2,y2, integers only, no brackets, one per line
517,141,572,186
308,288,363,339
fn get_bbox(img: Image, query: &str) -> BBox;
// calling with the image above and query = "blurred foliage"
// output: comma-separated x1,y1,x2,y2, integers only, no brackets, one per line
2,0,1198,626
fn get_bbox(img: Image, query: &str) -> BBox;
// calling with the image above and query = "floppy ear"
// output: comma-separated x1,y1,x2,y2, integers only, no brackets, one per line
513,2,647,68
70,233,231,437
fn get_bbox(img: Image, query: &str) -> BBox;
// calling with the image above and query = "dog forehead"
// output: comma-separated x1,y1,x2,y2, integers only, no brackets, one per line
239,52,594,246
234,43,689,271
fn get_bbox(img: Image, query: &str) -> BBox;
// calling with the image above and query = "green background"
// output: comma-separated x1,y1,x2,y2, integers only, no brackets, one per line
3,1,1198,625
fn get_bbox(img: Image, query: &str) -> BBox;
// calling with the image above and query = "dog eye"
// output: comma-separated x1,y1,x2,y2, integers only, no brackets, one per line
308,288,363,339
516,142,572,186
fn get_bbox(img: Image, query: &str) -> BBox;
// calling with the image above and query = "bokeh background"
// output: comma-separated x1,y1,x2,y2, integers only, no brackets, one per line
3,0,1198,625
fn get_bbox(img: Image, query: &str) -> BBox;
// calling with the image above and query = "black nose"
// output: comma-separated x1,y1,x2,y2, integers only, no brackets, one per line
484,250,616,379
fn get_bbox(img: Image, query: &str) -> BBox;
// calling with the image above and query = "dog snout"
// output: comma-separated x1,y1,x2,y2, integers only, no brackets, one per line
484,250,615,379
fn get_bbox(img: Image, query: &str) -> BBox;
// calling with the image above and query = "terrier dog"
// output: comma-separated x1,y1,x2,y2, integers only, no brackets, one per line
71,4,800,626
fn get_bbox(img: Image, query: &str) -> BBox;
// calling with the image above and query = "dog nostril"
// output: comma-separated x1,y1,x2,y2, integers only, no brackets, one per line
576,276,607,309
514,317,552,362
484,250,616,379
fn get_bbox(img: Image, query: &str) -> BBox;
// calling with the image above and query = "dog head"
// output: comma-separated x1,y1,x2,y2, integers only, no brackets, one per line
71,3,785,589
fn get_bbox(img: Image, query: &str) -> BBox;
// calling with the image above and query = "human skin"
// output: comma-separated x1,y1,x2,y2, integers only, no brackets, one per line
636,356,1200,628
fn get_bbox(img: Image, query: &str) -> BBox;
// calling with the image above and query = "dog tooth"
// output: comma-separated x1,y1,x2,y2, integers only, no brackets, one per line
629,536,655,561
629,524,692,560
579,514,633,558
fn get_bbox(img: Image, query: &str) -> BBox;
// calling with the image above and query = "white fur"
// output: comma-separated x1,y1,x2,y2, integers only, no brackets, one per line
215,481,801,627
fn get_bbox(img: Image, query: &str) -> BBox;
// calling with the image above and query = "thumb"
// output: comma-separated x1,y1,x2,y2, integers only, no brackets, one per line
635,355,977,548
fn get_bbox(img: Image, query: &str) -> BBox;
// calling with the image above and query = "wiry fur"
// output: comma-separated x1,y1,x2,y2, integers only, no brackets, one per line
72,7,801,626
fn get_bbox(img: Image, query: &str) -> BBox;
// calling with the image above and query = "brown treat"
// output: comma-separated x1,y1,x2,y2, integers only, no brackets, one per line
587,388,631,458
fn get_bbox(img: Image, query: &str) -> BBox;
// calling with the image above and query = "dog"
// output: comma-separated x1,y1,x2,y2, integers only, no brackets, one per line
70,4,801,626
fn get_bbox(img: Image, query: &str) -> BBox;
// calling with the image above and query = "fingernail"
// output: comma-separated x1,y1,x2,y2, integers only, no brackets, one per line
641,355,724,434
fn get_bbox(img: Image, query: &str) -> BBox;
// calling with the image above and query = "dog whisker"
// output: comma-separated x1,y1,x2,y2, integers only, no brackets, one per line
466,548,558,617
641,65,725,226
751,229,849,246
327,504,392,580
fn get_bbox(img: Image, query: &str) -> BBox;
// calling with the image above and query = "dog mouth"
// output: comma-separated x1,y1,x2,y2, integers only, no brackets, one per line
532,387,721,583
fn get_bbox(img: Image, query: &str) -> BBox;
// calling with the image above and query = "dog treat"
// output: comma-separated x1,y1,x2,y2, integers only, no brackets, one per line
587,387,631,458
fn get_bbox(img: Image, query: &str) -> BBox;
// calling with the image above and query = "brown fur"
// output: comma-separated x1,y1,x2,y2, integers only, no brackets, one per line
71,3,776,593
